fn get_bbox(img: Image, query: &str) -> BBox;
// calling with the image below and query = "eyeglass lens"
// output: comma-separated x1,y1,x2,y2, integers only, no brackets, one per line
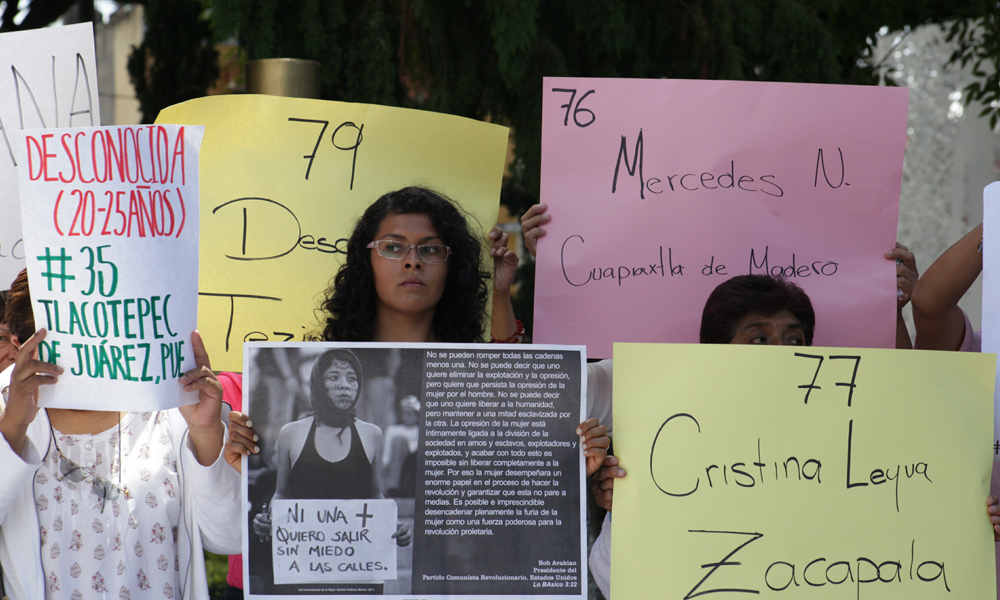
372,241,450,263
59,454,120,500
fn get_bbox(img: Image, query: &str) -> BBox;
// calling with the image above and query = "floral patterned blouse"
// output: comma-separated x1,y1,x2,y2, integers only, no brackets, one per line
34,411,182,600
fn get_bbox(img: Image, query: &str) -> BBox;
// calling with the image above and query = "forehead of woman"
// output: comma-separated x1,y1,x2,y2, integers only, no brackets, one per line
374,212,442,242
312,350,363,381
325,359,357,376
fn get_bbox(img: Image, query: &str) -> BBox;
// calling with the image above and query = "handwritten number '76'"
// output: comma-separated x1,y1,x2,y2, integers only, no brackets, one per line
552,88,596,127
288,118,364,188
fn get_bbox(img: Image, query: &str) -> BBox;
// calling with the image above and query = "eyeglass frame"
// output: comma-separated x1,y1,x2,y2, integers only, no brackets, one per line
366,240,452,263
54,449,122,510
46,410,123,514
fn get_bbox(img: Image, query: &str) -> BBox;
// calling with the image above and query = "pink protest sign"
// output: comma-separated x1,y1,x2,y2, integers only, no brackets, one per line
534,78,908,357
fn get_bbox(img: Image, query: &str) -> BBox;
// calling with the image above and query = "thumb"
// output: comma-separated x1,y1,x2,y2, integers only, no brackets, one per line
190,330,212,371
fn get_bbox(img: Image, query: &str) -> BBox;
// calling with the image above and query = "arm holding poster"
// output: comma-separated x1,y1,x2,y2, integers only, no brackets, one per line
911,223,983,351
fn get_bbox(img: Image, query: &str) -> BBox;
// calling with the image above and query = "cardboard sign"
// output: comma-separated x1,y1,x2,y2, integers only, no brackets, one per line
0,23,100,286
15,125,202,410
534,78,908,357
982,181,1000,460
156,96,509,372
611,343,996,599
272,499,398,584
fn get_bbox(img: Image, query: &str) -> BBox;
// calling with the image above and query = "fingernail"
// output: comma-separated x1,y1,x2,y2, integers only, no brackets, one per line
579,436,586,444
582,443,587,450
575,428,582,435
246,419,253,428
583,450,588,456
885,251,892,257
55,366,64,374
542,214,551,220
253,434,259,442
253,445,260,453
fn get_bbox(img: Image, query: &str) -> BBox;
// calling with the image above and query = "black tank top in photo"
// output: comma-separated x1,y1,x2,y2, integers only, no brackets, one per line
287,419,372,499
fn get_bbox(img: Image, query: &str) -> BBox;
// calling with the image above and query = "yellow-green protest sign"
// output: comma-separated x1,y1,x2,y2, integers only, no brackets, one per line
157,96,508,371
611,344,995,599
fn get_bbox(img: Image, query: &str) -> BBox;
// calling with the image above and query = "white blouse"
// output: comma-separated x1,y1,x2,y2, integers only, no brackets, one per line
34,412,182,600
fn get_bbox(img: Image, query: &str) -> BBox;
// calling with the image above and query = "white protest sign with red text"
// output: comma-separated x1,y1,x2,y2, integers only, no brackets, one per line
16,124,202,411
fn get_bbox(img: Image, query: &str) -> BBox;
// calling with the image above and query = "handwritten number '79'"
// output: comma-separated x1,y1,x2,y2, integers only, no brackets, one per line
288,118,364,189
552,88,596,127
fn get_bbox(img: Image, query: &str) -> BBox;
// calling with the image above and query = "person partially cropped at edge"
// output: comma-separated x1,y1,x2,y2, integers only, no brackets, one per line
0,269,241,600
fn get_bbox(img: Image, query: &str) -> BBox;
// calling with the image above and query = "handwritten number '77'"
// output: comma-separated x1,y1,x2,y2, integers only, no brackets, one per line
552,88,596,127
288,118,364,188
794,353,861,407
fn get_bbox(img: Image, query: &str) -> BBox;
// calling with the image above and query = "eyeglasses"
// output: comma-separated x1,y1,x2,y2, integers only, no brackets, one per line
367,240,451,263
55,450,122,512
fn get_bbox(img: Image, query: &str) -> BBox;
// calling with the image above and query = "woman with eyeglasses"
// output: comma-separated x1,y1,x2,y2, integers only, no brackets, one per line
223,187,609,599
0,269,240,600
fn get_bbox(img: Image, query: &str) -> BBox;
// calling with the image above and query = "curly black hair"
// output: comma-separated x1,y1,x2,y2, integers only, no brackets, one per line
699,274,815,345
315,187,490,342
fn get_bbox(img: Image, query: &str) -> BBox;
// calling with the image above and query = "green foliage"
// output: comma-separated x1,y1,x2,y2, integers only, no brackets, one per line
946,1,1000,129
204,551,229,599
0,0,76,32
128,0,220,124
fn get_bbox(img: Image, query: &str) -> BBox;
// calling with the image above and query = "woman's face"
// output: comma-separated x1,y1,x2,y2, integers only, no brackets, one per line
0,322,16,371
324,360,359,409
729,310,806,346
370,213,449,320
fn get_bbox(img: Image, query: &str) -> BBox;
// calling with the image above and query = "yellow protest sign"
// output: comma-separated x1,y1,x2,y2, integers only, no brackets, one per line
611,344,996,599
156,95,508,371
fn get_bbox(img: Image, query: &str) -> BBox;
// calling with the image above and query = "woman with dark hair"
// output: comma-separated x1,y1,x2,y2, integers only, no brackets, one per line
225,187,609,598
0,290,15,378
316,186,509,343
698,274,815,346
270,349,388,502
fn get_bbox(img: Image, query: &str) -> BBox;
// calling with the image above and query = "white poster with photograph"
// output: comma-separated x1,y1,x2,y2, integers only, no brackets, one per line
0,23,100,286
242,342,588,599
980,181,1000,461
15,124,202,410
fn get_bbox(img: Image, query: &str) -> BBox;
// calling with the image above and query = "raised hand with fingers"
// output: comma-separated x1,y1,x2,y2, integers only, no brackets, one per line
578,418,609,477
225,411,261,474
886,242,918,308
591,456,626,512
520,203,550,258
178,330,226,466
0,328,63,455
489,226,519,297
988,495,1000,541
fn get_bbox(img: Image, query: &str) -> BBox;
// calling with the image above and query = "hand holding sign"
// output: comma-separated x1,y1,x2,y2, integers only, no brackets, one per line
177,330,225,466
0,328,62,454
